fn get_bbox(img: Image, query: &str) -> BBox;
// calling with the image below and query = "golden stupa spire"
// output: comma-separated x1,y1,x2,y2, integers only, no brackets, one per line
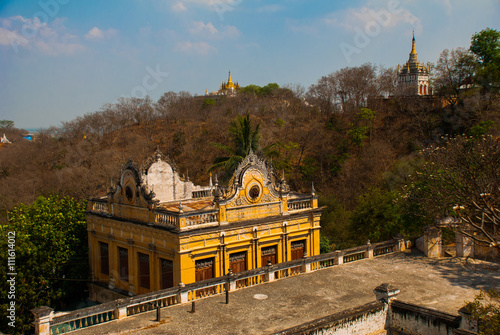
227,70,233,84
410,30,416,55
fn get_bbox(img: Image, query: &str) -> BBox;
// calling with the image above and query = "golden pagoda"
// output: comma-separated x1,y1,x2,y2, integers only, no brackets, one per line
216,70,240,96
397,32,431,96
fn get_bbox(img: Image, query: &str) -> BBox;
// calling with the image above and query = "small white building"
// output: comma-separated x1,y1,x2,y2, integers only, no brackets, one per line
1,133,11,144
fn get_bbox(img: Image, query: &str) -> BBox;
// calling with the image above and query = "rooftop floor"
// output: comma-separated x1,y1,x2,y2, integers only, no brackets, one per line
73,250,500,335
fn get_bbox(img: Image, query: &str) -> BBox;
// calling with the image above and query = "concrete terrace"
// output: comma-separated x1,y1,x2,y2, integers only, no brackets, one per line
72,250,500,335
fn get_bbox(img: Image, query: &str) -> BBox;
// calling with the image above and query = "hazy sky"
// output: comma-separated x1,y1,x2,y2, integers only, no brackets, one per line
1,0,499,129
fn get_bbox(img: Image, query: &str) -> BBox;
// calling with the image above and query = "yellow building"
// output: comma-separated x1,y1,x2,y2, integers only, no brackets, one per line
87,150,322,302
205,70,241,96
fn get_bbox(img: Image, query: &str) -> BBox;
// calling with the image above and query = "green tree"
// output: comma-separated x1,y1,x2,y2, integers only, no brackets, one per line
210,115,261,179
348,108,376,148
0,195,88,334
470,28,500,92
468,120,495,138
470,28,500,65
239,83,280,96
260,83,279,95
350,188,402,243
0,120,14,128
202,98,215,107
239,84,262,95
319,196,354,250
465,289,500,335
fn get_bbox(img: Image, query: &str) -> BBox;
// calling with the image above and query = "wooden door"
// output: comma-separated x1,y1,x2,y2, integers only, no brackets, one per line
99,242,109,276
291,240,305,260
261,246,277,266
290,240,305,275
118,247,129,282
195,258,214,297
229,252,247,288
160,258,173,289
138,252,150,289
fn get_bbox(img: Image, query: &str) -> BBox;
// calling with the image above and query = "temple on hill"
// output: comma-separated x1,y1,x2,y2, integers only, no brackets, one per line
86,149,321,301
397,33,431,96
0,133,11,148
206,70,240,96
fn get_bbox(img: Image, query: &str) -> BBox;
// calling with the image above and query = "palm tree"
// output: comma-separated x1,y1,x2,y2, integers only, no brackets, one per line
209,115,261,180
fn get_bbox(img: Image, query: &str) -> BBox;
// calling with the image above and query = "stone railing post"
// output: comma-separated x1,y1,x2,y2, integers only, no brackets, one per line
373,283,400,304
264,261,275,282
301,252,311,273
228,269,236,291
337,251,344,265
31,306,54,335
393,234,405,252
177,283,189,303
366,240,374,259
114,300,128,320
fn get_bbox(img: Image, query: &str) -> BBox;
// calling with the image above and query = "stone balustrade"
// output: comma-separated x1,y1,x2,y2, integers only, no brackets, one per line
185,212,218,226
287,199,311,211
91,200,109,214
32,238,404,335
154,212,178,227
192,189,213,198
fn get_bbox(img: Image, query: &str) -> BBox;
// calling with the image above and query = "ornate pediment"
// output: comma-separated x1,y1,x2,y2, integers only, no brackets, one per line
109,158,157,208
220,151,288,208
109,150,212,206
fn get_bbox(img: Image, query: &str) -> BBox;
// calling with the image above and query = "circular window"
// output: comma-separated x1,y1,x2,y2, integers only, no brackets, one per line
125,185,134,201
249,185,260,200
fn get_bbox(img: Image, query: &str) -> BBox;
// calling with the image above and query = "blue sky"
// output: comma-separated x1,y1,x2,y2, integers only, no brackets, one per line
1,0,499,129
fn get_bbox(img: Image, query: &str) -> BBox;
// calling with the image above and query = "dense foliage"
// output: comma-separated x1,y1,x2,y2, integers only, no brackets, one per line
0,195,88,334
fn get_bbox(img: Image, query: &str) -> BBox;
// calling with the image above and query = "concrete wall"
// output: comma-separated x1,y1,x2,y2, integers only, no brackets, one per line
389,301,461,335
275,299,472,335
275,301,388,335
416,227,442,258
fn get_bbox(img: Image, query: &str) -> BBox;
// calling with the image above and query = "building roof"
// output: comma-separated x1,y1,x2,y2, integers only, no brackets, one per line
398,33,430,76
88,150,317,233
69,251,499,335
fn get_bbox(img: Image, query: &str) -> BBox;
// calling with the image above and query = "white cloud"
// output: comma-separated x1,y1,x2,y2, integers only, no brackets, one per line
442,0,453,15
85,26,118,40
0,16,85,55
324,5,423,34
174,41,216,55
85,27,104,40
188,21,240,39
190,21,218,35
172,2,187,12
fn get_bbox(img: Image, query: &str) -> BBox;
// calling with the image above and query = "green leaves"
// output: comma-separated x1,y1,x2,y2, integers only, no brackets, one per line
350,188,402,243
465,289,500,335
0,120,14,128
0,195,88,334
210,115,268,180
239,83,279,96
470,28,500,66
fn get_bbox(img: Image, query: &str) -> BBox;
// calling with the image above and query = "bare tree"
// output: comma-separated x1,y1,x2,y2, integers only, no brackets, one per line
409,135,500,250
434,48,476,106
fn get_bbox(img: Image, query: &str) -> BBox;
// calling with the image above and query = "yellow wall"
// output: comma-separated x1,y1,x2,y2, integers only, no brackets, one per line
87,208,321,297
